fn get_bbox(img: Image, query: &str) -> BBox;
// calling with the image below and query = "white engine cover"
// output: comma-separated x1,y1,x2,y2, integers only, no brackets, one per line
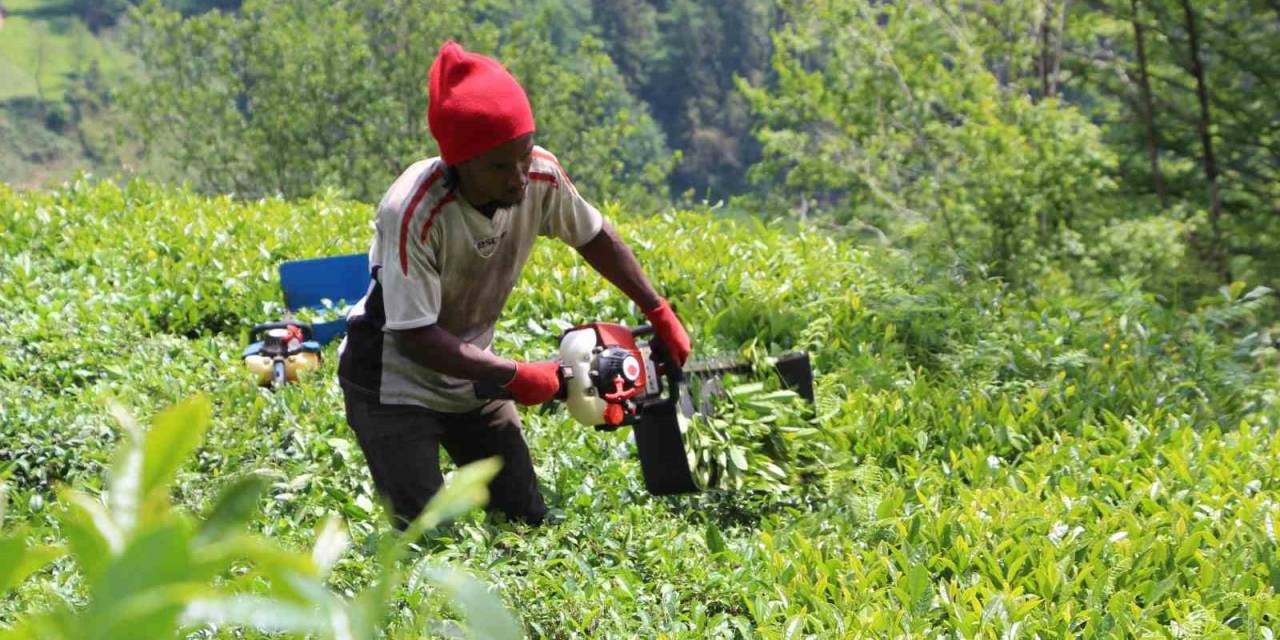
559,328,607,426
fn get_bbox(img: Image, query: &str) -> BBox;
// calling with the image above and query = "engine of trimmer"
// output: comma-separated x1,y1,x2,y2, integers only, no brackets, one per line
557,322,662,429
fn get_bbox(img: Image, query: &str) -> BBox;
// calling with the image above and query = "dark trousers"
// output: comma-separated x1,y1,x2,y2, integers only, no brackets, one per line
341,385,548,528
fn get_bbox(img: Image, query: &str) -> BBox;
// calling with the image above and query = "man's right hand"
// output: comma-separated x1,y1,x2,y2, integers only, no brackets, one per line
502,360,561,405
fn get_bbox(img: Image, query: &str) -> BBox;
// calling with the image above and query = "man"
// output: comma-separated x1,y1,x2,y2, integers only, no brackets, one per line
338,41,692,527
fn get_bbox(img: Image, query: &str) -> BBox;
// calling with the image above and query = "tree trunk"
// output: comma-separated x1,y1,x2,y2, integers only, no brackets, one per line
1180,0,1229,283
1038,0,1072,99
1131,0,1168,208
1049,0,1071,97
1040,1,1053,98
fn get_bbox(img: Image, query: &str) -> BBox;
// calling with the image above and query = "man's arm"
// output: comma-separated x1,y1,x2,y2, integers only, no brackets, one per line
574,219,693,365
390,325,516,384
573,220,662,311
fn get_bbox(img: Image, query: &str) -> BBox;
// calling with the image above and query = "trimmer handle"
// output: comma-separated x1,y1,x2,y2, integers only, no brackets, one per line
639,326,684,386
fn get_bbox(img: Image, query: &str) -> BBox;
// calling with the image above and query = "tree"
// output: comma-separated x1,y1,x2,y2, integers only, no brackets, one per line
496,11,673,207
1038,0,1072,99
590,0,775,200
122,0,672,205
740,0,1116,281
73,0,131,31
1129,0,1168,208
1061,0,1279,287
1178,0,1227,282
588,0,660,88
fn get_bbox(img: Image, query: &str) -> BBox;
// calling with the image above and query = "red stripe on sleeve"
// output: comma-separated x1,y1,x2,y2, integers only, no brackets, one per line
528,171,559,186
399,168,444,276
533,150,576,190
420,191,457,242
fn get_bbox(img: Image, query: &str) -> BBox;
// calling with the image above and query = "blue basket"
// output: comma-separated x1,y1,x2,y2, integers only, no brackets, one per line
278,253,370,346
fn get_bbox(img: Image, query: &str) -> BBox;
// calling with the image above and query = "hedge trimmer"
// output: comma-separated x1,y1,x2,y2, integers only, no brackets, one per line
477,322,813,495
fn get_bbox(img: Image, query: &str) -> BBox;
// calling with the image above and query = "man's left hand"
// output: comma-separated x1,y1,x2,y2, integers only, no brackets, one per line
644,298,692,367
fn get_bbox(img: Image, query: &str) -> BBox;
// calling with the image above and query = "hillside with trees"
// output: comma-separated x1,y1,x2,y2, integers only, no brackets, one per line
1,1,1277,637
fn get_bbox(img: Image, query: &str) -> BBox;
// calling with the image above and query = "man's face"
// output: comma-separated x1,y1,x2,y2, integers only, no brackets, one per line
456,133,535,209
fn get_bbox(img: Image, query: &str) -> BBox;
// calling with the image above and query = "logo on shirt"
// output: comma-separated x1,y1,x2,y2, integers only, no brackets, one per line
474,231,508,254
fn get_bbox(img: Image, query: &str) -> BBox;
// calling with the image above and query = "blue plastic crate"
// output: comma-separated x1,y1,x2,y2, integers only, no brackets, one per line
278,253,370,345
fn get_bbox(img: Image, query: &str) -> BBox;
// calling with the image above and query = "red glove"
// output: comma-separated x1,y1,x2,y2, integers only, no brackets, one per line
643,298,692,367
502,360,561,405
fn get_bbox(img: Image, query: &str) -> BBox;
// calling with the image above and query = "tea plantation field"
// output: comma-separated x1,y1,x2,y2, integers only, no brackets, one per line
1,178,1278,638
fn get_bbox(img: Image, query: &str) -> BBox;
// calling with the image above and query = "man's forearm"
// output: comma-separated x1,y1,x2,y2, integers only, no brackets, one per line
391,325,517,384
575,220,663,311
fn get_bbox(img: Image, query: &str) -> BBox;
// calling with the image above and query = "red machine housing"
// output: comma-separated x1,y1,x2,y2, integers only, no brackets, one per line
562,322,651,426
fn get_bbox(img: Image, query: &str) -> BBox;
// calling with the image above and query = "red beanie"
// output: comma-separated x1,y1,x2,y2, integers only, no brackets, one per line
428,41,535,166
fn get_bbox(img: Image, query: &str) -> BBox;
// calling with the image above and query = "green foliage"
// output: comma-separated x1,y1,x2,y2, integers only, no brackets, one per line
0,178,373,339
0,393,513,640
0,1,140,189
684,381,818,493
1062,0,1280,285
1066,213,1199,298
740,0,1117,282
122,0,673,204
0,99,79,183
4,0,1279,293
3,179,1279,635
0,0,134,102
591,0,775,199
497,16,673,209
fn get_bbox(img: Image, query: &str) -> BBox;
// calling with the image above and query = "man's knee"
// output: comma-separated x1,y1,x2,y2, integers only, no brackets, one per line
467,402,548,524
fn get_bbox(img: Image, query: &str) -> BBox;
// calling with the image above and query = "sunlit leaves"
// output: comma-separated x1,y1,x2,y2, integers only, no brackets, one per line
2,181,1277,636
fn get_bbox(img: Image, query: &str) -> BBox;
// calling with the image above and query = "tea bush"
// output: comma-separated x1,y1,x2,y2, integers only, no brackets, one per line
1,179,1277,637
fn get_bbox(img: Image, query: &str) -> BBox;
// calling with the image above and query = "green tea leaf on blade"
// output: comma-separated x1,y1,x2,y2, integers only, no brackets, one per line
420,566,522,640
728,382,766,398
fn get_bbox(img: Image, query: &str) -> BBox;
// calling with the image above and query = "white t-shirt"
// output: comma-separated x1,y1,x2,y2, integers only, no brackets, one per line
338,146,603,412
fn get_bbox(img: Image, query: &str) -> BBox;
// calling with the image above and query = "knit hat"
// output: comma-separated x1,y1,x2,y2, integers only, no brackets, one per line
427,41,535,166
